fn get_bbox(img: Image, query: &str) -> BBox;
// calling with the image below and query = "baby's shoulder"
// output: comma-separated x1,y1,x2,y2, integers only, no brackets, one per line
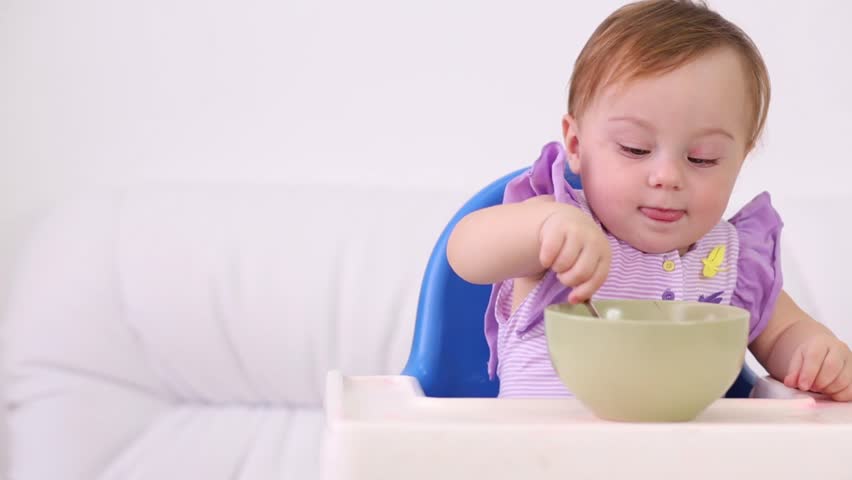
726,191,783,250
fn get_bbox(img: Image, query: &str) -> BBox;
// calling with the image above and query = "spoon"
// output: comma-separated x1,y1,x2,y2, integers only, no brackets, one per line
584,299,602,318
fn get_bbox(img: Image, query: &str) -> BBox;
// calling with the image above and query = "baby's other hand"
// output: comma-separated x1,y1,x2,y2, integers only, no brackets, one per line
538,205,611,304
784,333,852,401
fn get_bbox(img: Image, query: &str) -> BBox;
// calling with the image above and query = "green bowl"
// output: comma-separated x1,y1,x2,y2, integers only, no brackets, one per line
544,300,749,422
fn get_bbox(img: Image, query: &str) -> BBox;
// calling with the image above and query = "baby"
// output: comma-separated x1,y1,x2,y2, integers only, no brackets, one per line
447,0,852,400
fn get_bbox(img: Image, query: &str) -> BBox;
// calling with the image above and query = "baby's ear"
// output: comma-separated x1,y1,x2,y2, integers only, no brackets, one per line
562,114,582,174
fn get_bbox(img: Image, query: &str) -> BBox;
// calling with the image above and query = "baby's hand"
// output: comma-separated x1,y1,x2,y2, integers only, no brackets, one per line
538,205,611,304
784,333,852,401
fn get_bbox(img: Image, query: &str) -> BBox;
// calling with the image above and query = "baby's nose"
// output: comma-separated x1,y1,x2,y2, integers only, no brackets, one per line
647,156,684,190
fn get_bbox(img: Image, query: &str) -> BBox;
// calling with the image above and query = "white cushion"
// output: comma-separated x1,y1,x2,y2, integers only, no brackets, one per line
2,183,466,479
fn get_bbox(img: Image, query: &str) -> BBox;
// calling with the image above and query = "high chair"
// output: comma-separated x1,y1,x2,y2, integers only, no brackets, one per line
323,166,852,480
400,166,758,398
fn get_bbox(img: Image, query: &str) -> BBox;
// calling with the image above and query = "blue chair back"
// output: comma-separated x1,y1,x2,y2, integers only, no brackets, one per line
401,166,756,398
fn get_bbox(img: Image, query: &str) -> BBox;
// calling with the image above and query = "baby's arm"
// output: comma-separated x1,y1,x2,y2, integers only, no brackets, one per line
447,194,610,303
447,195,561,285
750,291,852,401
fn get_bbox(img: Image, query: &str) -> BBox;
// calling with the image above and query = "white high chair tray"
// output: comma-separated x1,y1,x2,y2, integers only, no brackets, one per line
321,371,852,480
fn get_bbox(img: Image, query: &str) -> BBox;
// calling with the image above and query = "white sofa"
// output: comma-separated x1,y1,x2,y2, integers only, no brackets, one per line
0,183,469,479
0,181,846,479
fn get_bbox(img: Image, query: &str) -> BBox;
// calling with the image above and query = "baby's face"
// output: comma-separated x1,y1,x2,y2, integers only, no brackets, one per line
564,47,751,255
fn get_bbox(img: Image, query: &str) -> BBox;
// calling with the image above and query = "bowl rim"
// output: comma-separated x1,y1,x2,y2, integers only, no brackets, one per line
544,299,750,327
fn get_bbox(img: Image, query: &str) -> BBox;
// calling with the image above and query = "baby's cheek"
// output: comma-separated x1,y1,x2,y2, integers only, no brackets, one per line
695,188,730,213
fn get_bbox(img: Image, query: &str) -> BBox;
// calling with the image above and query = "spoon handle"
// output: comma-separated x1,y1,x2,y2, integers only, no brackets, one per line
584,299,602,318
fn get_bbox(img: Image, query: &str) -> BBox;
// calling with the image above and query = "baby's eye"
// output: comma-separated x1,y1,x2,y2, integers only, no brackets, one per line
619,145,650,157
688,157,720,166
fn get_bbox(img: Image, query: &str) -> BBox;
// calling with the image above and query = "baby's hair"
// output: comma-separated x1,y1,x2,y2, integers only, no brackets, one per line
568,0,770,151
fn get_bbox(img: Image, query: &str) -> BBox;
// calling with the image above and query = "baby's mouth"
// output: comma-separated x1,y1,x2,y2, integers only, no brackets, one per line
639,207,685,223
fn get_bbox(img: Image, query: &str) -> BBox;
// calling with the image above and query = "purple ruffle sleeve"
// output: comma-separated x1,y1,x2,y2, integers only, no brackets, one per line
484,142,580,379
729,192,784,343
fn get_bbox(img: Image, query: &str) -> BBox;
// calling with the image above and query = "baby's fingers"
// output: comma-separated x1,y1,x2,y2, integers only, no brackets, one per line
550,236,582,273
822,358,852,397
812,348,847,392
830,383,852,402
784,346,804,388
539,231,566,270
557,246,599,289
795,342,830,391
566,255,610,304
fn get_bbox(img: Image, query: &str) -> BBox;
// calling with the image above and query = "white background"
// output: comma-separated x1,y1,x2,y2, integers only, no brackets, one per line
1,0,851,468
3,1,851,211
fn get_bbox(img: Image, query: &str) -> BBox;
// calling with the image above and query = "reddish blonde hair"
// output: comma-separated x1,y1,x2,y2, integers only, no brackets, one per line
568,0,770,150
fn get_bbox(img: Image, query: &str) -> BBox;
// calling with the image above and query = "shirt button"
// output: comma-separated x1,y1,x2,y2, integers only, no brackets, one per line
662,289,675,301
662,260,676,272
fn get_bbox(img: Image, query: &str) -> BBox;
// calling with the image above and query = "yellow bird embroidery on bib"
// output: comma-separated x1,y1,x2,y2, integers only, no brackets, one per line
702,245,727,278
